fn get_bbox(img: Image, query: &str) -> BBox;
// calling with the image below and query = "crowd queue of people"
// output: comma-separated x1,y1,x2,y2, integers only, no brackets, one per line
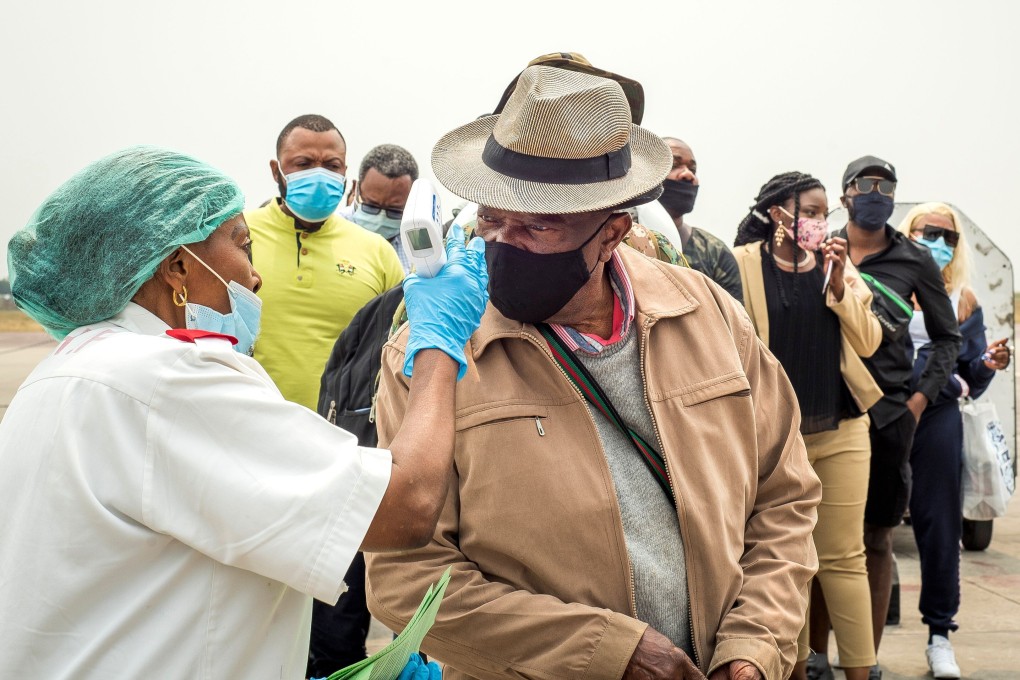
0,53,1011,680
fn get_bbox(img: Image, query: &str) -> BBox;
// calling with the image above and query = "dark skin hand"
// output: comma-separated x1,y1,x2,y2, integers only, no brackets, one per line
624,627,706,680
906,392,929,423
708,661,762,680
821,236,848,302
983,337,1011,371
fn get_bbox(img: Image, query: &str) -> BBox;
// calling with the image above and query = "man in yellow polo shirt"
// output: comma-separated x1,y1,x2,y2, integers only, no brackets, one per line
247,114,404,410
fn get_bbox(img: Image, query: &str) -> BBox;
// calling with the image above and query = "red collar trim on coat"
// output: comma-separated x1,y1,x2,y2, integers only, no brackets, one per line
166,329,239,345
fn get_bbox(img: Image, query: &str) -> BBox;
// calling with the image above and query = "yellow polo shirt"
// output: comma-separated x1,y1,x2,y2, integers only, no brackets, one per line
246,199,404,410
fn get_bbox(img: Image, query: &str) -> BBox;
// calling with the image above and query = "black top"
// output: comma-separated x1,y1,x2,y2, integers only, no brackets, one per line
838,225,962,428
762,247,858,434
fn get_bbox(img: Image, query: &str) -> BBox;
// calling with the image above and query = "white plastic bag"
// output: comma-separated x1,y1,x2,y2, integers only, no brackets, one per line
961,398,1015,520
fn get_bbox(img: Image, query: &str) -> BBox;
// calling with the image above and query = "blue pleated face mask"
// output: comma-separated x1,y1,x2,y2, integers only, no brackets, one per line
179,245,262,356
281,167,346,223
920,235,956,270
350,203,402,239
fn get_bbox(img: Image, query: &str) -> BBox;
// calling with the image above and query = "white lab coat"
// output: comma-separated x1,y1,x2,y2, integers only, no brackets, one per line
0,303,391,679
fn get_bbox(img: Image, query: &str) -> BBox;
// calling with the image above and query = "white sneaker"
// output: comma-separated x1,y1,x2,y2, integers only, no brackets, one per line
926,635,961,679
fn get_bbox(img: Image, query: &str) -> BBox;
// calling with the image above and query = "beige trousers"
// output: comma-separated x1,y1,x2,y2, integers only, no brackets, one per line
798,414,876,667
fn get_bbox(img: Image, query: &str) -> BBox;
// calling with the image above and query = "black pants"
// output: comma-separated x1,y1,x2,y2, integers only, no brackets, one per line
865,408,918,527
306,552,371,678
909,400,962,633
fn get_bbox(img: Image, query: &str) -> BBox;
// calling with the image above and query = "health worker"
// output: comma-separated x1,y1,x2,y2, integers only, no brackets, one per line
0,146,487,679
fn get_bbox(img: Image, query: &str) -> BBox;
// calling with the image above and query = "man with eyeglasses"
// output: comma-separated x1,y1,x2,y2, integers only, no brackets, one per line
816,156,961,680
244,114,404,411
342,144,420,273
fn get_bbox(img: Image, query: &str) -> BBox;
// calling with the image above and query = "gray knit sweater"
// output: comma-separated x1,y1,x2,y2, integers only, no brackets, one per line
575,330,692,656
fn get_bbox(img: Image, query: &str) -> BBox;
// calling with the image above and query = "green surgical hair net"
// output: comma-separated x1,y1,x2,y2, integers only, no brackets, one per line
8,146,245,339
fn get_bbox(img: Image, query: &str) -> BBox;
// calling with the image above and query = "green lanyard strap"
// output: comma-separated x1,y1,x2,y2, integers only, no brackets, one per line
538,324,675,505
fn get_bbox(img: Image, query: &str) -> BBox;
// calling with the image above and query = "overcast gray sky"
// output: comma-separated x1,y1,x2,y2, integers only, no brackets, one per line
3,1,1018,286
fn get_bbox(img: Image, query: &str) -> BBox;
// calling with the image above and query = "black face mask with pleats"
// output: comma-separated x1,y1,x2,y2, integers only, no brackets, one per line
658,179,699,218
849,192,895,231
484,216,610,325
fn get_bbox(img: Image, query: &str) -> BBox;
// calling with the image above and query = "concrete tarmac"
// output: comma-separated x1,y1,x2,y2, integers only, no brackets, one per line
2,331,1018,679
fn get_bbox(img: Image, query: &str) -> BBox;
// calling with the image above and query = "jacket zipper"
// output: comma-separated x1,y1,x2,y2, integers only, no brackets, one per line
535,417,545,436
521,330,639,620
326,399,337,425
637,317,701,669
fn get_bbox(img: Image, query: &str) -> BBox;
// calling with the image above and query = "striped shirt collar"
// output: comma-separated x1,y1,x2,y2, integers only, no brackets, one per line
548,250,635,355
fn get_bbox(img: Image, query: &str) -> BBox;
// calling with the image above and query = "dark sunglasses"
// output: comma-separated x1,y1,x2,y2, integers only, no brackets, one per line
918,224,960,247
851,177,897,196
358,199,403,220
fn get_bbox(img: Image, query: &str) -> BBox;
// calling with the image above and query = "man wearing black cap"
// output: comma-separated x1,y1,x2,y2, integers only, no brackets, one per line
368,65,821,680
825,156,961,678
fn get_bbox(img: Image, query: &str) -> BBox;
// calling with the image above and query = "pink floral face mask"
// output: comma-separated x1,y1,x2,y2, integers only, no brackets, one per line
779,206,829,251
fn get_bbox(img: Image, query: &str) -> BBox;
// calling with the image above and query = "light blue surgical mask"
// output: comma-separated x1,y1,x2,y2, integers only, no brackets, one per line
180,245,262,356
281,166,346,223
921,236,955,270
351,203,402,240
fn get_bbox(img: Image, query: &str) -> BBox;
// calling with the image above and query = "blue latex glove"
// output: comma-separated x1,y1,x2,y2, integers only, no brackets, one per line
396,653,442,680
403,222,488,380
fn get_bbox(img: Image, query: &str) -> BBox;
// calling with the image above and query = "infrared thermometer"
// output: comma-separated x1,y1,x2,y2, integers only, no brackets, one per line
400,179,447,278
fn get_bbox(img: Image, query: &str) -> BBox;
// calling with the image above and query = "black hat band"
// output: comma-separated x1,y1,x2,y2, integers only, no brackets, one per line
482,134,631,185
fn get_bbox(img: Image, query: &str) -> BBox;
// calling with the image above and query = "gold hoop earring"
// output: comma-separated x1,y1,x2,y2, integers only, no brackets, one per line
172,286,188,307
773,224,785,248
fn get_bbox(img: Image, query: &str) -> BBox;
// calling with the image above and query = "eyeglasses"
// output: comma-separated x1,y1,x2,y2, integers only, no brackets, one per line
914,224,960,247
358,199,403,220
851,177,896,196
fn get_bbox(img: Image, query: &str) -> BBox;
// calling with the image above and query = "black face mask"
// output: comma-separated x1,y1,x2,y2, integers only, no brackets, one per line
658,179,699,218
848,192,895,231
484,215,611,325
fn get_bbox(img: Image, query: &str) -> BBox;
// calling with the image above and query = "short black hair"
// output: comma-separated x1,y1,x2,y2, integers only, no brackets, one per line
276,114,345,156
358,144,419,184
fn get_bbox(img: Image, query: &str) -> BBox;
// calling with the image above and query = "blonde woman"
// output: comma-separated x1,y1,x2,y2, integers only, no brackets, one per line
896,203,1010,679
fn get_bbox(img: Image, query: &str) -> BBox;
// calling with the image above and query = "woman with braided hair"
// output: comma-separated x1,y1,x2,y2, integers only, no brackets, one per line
733,172,884,680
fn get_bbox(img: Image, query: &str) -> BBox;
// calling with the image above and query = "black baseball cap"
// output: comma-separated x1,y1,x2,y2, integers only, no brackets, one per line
842,155,897,190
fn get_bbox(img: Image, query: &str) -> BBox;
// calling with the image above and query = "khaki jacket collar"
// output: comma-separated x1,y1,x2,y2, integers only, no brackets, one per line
471,245,700,359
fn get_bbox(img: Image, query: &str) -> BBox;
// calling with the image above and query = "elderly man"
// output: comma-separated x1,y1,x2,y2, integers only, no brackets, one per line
342,143,419,273
246,115,404,410
366,66,821,680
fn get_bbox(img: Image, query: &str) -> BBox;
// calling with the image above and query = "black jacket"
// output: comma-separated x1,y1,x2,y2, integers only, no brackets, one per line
317,286,405,446
840,225,962,428
911,306,995,406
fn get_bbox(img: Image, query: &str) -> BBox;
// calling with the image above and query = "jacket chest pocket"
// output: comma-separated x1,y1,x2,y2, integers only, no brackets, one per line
454,403,549,438
676,372,751,407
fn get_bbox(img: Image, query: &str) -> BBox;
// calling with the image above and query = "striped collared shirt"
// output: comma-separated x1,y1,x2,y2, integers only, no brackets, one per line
548,250,635,355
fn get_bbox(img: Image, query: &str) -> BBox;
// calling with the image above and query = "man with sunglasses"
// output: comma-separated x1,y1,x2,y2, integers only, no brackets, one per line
823,156,961,679
342,144,420,273
245,115,405,411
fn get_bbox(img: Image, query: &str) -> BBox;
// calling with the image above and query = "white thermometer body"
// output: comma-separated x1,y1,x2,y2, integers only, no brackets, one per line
400,179,447,278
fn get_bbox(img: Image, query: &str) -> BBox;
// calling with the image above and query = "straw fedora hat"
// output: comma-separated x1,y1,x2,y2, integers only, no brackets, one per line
431,65,671,215
493,51,645,125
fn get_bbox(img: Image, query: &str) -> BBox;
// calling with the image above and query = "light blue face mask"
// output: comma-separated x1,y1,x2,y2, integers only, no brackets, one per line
351,203,402,240
281,166,346,223
921,236,955,270
180,245,262,356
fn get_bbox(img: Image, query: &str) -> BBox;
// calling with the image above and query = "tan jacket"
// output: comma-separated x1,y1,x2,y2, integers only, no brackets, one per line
732,243,883,413
367,247,821,680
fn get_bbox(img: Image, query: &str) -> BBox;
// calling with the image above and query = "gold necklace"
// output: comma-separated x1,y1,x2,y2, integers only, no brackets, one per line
770,248,812,268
